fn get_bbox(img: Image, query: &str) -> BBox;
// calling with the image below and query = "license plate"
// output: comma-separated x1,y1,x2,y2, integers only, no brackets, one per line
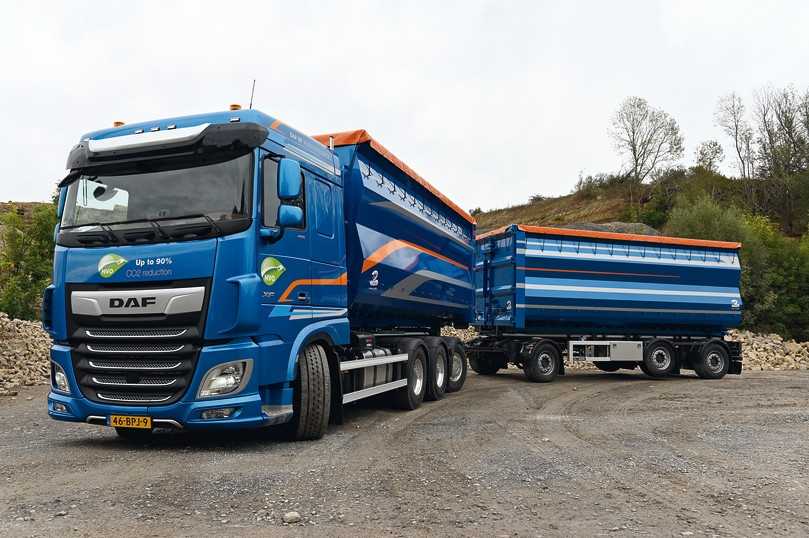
109,415,152,429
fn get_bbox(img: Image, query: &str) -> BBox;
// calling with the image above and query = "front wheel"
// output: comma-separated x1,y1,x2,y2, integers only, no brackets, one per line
694,343,729,379
523,343,560,383
288,343,331,441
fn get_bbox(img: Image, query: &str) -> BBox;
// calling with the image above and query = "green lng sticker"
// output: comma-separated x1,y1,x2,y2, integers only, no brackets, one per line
260,257,286,286
98,253,127,278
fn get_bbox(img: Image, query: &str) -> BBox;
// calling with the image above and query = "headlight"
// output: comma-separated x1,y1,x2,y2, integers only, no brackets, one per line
52,362,70,394
198,360,253,398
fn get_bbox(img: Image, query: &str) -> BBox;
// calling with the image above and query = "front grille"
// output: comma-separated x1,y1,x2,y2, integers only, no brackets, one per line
67,278,209,406
87,358,184,370
85,327,188,338
97,392,174,403
86,343,187,354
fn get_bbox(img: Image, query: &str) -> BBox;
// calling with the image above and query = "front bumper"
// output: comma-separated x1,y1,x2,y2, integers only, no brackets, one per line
48,340,294,430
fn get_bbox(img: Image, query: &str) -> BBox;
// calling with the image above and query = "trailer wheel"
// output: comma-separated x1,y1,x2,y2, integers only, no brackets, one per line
642,341,676,377
392,341,428,410
288,343,331,441
594,362,621,372
524,343,560,383
422,337,448,401
468,352,504,376
694,343,729,379
445,341,468,393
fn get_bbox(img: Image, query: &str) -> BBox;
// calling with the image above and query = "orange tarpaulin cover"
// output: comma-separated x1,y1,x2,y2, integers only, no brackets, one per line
477,224,742,250
313,130,475,225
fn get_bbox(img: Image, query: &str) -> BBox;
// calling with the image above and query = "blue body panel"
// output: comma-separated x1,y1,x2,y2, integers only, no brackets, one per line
474,225,742,336
45,108,473,431
334,143,475,330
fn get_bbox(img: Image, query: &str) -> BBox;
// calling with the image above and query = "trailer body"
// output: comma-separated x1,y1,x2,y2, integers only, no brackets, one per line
469,224,743,379
44,110,474,440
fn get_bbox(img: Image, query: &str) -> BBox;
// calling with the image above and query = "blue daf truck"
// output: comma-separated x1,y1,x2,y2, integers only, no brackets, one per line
468,225,743,381
43,107,475,440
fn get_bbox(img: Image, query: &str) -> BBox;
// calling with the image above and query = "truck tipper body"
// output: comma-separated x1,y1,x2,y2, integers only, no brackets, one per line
468,224,743,381
44,109,474,440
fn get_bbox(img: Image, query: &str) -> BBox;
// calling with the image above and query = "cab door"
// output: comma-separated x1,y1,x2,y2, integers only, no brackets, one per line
257,155,311,308
307,171,347,310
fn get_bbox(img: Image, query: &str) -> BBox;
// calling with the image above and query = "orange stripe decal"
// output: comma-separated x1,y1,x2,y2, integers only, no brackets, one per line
279,272,348,303
361,239,467,273
270,119,282,130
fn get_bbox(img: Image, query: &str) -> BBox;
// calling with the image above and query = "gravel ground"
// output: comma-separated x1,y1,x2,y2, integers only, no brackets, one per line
2,369,808,537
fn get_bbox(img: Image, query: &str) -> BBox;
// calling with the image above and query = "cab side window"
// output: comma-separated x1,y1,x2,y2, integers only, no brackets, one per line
263,158,306,229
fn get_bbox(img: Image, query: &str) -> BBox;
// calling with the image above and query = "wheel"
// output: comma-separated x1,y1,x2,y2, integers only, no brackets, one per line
693,343,729,379
288,343,331,441
523,343,560,383
445,340,468,393
468,351,506,375
392,340,428,410
642,341,676,377
115,427,153,443
594,362,621,372
422,337,448,401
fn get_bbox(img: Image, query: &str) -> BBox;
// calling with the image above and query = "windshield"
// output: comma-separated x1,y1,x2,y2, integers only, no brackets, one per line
61,153,252,229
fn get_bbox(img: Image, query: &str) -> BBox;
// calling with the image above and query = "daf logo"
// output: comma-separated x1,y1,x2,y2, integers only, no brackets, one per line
109,296,157,309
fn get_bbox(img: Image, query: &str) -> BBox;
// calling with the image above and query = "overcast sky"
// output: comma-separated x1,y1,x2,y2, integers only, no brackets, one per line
2,1,808,211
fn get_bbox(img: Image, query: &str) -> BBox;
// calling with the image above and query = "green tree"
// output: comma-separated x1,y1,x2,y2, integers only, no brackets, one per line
0,204,57,320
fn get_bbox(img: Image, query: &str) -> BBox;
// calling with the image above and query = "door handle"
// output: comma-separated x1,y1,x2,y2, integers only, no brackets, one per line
297,292,310,303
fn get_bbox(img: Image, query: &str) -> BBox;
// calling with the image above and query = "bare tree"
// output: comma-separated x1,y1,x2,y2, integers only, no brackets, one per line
609,97,684,183
754,86,809,177
715,93,754,179
695,140,724,172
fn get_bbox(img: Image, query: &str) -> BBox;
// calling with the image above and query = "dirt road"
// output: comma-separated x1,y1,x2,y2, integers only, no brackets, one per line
2,369,808,537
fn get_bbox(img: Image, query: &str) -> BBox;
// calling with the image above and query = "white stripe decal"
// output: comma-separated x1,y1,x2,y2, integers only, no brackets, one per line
516,304,737,315
289,308,348,321
517,283,740,298
518,248,738,268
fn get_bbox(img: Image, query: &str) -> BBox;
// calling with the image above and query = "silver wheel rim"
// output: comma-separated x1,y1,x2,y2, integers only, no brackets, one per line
705,352,724,373
412,358,425,396
650,348,671,370
537,352,555,375
435,353,446,387
449,351,463,383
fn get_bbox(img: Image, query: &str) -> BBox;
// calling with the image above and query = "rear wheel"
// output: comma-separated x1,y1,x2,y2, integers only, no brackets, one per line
523,343,560,383
642,341,676,377
694,343,729,379
445,341,468,393
594,362,621,372
423,337,449,401
469,351,505,375
288,343,331,441
392,341,428,410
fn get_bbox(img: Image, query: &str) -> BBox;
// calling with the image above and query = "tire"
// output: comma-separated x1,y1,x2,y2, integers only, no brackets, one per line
523,343,560,383
422,337,448,401
694,343,730,380
115,427,153,443
392,340,428,410
594,362,621,372
445,340,468,393
468,351,505,375
642,341,676,377
288,343,331,441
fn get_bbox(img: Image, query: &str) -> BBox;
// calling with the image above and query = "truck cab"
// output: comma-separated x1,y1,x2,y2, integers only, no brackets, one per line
45,108,473,440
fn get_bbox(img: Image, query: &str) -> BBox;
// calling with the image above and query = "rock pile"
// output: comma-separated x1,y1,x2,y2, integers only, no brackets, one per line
0,313,52,396
726,330,809,371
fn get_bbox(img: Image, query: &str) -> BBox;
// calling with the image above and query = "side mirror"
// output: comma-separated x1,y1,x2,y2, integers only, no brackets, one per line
278,205,304,228
278,158,302,200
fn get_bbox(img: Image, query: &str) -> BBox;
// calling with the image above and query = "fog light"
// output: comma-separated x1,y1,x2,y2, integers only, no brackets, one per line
201,407,237,420
52,362,70,394
198,360,253,398
53,402,68,413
